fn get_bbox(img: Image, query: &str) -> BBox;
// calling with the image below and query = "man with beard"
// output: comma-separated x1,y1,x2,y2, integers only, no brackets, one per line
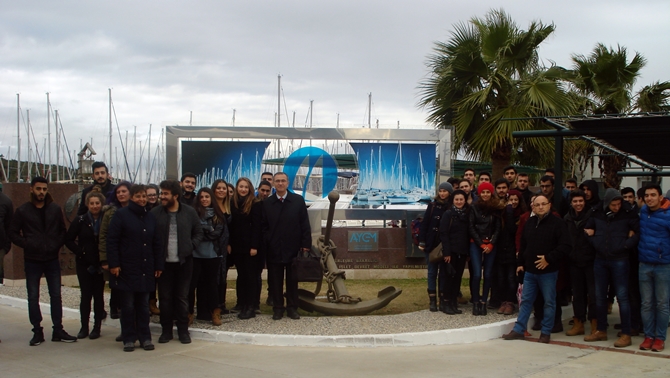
579,180,601,211
10,177,77,345
516,173,533,208
152,179,203,344
179,173,197,208
77,161,116,215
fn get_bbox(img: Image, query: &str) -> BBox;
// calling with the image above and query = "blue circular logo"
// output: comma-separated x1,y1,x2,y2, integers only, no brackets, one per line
283,146,338,198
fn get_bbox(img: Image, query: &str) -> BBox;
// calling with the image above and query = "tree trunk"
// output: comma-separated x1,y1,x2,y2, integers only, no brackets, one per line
599,155,624,189
491,143,513,181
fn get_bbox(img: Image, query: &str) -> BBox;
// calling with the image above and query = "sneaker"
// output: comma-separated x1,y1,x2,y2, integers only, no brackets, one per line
115,333,123,342
651,339,665,352
29,332,45,346
640,337,654,350
142,341,155,351
123,342,135,352
52,329,77,343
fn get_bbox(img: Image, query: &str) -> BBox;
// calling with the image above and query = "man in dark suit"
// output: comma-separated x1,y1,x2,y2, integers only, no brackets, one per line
257,172,311,320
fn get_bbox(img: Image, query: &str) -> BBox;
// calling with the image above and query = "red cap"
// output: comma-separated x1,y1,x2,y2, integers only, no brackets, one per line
477,182,495,195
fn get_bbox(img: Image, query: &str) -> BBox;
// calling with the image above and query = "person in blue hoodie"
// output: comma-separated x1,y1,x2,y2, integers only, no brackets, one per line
583,188,639,348
637,184,670,352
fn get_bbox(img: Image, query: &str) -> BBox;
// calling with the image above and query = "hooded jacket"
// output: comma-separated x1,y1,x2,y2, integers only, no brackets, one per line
585,188,639,260
579,180,601,211
564,205,596,266
9,192,65,261
638,197,670,264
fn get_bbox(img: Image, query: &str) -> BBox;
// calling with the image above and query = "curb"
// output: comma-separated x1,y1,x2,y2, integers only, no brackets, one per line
1,294,573,348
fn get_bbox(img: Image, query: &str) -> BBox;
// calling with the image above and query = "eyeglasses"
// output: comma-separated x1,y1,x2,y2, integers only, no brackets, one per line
532,202,550,207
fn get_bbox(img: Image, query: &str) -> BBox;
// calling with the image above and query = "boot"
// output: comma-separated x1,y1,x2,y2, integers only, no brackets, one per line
566,318,584,336
429,296,438,312
89,319,102,339
77,320,89,339
30,327,45,346
149,299,160,315
443,300,455,315
212,308,222,326
451,302,463,314
589,319,598,335
479,302,487,316
472,303,480,316
584,330,608,342
613,334,631,348
438,295,447,313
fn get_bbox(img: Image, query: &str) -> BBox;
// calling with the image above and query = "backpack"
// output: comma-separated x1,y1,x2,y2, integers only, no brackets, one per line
410,217,423,246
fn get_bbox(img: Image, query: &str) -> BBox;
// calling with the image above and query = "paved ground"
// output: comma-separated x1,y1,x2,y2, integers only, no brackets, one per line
2,302,669,377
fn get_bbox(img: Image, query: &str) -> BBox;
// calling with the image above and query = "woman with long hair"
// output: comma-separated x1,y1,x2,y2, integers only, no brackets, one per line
211,179,231,312
99,181,132,323
495,189,527,315
468,182,502,315
439,190,471,315
418,182,453,312
228,177,262,319
188,187,228,326
65,187,107,339
107,184,163,352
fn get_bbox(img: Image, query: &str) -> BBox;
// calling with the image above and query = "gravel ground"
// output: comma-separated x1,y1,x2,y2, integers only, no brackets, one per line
0,285,515,336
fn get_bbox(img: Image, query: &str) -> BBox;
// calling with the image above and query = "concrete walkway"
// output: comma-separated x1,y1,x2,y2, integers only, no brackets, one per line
2,302,670,377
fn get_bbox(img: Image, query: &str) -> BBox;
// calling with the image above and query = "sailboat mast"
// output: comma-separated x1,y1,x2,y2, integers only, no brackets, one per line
47,92,51,181
16,93,20,182
26,109,31,180
109,88,112,176
277,75,281,128
147,124,151,184
368,93,372,129
55,110,60,181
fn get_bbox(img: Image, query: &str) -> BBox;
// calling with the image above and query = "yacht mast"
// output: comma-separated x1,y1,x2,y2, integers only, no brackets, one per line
16,94,20,182
47,92,51,180
109,88,112,176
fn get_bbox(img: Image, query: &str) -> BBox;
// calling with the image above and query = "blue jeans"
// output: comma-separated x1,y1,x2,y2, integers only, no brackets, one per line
25,258,63,332
119,290,151,344
469,242,497,303
424,253,446,295
594,258,631,334
639,262,670,341
513,270,558,336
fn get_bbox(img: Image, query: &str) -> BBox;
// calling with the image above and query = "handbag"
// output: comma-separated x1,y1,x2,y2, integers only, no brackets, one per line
428,243,443,264
291,249,323,282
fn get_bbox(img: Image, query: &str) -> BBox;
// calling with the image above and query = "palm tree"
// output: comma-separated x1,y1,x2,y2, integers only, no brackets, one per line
418,9,576,178
571,44,652,188
635,81,670,112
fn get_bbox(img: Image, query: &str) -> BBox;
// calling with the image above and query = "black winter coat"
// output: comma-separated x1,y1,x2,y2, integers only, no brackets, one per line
518,213,571,275
9,193,65,261
585,206,639,261
496,205,519,264
439,206,470,257
151,203,203,264
107,201,164,292
0,192,13,251
229,198,262,255
257,192,311,264
564,207,596,267
65,212,104,267
419,200,449,252
77,180,116,216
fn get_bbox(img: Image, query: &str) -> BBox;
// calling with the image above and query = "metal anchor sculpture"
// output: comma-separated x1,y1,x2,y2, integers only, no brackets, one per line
298,191,402,315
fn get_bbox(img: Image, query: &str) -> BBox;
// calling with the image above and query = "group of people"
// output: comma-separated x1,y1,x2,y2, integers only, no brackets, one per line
420,166,670,351
2,162,310,351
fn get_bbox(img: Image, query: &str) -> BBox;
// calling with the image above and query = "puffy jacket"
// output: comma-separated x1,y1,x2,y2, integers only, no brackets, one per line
585,188,639,260
107,201,164,292
9,193,65,261
518,213,571,274
151,203,203,264
564,206,596,266
194,207,228,258
468,203,501,246
65,211,105,267
419,199,449,252
439,206,470,257
638,198,670,264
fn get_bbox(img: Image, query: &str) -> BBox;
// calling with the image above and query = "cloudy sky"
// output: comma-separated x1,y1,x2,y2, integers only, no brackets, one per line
1,0,668,176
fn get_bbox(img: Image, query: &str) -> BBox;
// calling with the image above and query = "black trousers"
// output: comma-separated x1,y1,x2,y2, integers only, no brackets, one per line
267,262,298,311
570,263,596,322
75,261,106,322
495,261,518,304
231,252,259,307
444,254,468,304
188,257,221,316
218,254,229,308
628,254,642,330
159,257,193,334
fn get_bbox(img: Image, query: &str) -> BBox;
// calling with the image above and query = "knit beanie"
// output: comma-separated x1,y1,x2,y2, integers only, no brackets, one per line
477,182,494,195
438,182,454,194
